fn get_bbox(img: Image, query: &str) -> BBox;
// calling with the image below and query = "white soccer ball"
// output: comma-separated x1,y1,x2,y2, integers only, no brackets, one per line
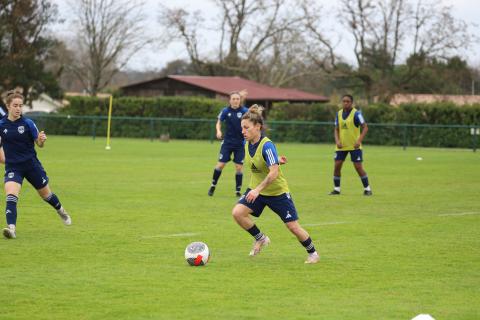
185,242,210,266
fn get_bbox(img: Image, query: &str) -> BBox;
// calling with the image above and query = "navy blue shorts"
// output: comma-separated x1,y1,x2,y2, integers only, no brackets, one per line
5,158,49,189
335,149,363,162
218,141,245,164
238,188,299,223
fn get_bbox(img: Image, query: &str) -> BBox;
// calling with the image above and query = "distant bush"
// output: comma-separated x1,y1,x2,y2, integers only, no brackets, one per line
37,96,480,148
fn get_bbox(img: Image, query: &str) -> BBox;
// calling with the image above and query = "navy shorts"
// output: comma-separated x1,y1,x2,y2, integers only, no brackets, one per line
5,158,49,189
238,188,299,223
335,149,363,162
218,141,245,164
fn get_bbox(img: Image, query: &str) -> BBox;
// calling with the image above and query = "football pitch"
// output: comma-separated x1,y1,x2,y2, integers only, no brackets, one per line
1,136,478,319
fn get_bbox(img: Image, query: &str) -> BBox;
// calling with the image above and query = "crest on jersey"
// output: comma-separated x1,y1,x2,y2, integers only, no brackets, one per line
237,112,242,118
228,113,231,117
18,126,25,134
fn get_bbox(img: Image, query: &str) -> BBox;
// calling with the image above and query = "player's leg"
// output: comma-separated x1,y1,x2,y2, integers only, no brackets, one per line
25,164,72,225
268,193,319,263
285,221,320,264
36,185,72,225
3,180,22,239
330,151,346,195
233,191,269,256
208,144,230,196
351,150,372,195
233,163,243,197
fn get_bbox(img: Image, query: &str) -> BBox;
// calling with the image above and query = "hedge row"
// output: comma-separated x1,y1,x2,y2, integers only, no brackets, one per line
41,96,479,148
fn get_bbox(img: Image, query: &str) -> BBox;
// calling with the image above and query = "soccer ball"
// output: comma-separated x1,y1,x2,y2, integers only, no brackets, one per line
185,242,210,266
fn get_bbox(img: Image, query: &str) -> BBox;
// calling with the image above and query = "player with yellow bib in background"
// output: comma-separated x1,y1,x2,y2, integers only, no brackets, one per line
330,94,372,196
232,105,320,264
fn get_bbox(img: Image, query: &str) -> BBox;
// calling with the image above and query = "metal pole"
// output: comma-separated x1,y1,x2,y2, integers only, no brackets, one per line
150,119,154,142
402,125,408,150
473,127,478,152
92,119,97,140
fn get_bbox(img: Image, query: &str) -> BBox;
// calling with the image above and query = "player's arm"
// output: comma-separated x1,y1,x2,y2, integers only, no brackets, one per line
35,131,47,148
334,114,342,149
354,112,368,149
0,146,4,165
245,164,279,203
215,119,222,140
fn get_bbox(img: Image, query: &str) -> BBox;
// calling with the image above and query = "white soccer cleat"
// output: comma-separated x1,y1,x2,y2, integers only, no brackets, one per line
249,235,270,256
57,207,72,226
305,252,320,264
2,226,16,239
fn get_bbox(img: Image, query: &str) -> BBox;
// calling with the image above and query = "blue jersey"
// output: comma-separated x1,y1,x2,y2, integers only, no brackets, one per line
218,106,249,145
248,136,279,167
335,109,365,127
0,116,40,165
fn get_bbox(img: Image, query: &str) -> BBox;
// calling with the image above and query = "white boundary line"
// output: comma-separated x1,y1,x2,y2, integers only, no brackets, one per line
141,232,200,239
303,221,348,227
437,212,480,217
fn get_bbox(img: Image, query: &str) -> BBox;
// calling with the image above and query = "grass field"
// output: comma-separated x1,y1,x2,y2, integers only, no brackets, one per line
1,136,479,320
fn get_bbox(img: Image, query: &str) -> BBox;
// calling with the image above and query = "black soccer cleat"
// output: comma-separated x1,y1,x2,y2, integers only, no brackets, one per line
208,186,215,196
363,190,373,196
236,191,242,197
329,190,341,195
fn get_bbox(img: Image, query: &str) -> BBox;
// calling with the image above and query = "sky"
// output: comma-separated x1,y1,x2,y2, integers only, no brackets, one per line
52,0,480,71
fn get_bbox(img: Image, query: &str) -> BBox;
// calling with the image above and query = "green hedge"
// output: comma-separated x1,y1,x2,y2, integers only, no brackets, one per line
44,96,480,148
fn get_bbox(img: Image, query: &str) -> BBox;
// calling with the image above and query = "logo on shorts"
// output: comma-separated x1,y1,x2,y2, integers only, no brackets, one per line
285,212,292,219
357,156,361,161
7,172,14,179
237,112,242,118
219,154,223,160
18,126,25,134
3,129,7,134
42,177,47,184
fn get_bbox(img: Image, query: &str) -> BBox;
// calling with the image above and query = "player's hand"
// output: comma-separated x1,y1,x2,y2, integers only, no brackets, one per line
245,188,259,203
354,142,361,149
216,131,223,140
279,155,287,165
38,131,47,143
336,142,343,149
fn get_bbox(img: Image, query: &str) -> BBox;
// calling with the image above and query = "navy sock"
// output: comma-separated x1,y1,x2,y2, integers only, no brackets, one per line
235,172,243,192
360,175,369,188
300,237,316,254
44,193,62,210
6,194,18,225
211,168,222,186
247,225,264,240
334,176,341,188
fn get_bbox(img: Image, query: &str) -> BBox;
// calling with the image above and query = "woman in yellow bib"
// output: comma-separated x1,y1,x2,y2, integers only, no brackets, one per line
232,105,320,264
330,95,372,196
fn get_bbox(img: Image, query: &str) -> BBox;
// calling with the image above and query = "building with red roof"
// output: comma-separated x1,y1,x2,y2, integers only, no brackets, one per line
120,75,328,108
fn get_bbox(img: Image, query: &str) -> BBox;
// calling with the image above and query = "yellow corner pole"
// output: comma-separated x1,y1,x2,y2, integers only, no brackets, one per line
105,95,113,150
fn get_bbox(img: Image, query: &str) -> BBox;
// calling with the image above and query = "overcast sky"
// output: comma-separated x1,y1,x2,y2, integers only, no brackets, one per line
52,0,480,71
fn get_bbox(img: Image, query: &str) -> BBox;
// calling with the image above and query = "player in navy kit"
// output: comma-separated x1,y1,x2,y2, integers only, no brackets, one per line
208,91,249,197
0,90,71,239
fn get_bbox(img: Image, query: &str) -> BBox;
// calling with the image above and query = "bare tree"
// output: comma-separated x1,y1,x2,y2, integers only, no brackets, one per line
303,0,476,101
69,0,150,96
159,0,309,84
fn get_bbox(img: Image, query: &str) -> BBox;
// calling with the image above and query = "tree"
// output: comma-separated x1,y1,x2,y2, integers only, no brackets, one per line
159,0,312,85
303,0,476,101
69,0,151,96
0,0,61,104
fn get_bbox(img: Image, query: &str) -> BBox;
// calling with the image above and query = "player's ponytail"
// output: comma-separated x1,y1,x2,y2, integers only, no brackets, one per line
242,104,265,128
